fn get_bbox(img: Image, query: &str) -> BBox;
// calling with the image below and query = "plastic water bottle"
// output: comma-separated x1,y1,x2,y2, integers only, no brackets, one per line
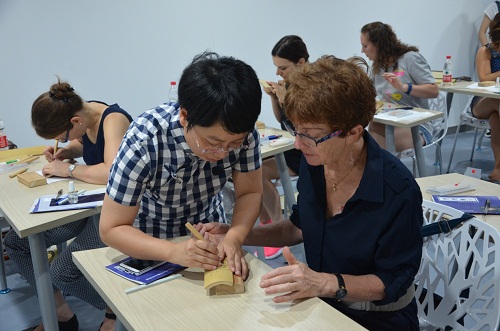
442,56,453,87
0,119,8,151
67,181,78,204
168,81,178,103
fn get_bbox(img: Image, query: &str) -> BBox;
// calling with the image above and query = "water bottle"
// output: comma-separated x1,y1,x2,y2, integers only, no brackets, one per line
67,181,78,204
442,56,453,87
168,81,178,103
0,119,8,151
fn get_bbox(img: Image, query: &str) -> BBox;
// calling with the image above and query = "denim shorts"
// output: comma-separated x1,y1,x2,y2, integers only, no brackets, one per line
419,126,432,146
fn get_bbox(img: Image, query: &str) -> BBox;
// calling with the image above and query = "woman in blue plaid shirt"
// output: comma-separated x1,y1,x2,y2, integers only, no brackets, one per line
100,52,263,278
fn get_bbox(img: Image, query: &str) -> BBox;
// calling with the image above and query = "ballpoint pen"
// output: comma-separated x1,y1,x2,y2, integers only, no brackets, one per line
484,199,491,221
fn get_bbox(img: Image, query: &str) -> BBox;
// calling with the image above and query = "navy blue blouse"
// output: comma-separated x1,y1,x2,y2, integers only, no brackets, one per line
82,102,132,165
290,131,423,330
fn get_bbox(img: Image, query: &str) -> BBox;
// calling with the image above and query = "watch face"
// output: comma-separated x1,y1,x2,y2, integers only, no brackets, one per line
335,288,347,301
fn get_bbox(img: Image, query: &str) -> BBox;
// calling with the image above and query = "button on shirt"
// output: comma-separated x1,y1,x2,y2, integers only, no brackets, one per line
106,103,261,238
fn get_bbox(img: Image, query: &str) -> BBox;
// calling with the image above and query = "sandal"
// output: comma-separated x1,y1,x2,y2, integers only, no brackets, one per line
98,312,117,331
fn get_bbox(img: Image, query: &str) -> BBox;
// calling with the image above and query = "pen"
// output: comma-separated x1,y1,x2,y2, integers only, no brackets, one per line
54,140,59,155
484,199,491,221
260,134,282,141
380,106,414,111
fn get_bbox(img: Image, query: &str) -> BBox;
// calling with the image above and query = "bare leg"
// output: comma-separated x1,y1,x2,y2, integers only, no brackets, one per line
368,121,424,151
260,158,287,224
488,111,500,181
472,98,500,181
99,307,116,331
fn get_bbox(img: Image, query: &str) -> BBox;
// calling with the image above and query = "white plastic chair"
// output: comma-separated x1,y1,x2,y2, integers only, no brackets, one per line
446,97,491,173
416,200,500,330
398,91,448,176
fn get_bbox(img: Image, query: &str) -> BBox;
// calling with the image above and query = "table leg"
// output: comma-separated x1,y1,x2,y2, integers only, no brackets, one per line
385,125,396,154
29,233,58,331
0,230,10,293
446,91,454,117
411,126,427,178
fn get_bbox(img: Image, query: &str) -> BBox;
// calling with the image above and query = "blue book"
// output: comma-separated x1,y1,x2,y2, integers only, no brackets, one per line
432,195,500,215
106,257,185,285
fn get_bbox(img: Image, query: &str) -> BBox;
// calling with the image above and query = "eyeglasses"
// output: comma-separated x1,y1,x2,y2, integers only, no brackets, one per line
283,119,342,148
57,125,71,143
193,128,250,155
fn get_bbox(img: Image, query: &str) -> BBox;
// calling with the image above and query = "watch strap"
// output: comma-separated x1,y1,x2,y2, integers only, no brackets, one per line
333,273,347,301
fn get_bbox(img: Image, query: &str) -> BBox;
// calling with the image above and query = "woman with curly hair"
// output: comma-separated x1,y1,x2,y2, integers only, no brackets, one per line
360,21,438,153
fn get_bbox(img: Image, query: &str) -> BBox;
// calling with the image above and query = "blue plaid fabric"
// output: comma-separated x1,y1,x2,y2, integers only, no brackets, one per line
106,103,261,238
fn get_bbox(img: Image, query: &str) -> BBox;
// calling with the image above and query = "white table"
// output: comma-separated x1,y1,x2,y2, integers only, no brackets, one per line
0,159,103,331
439,80,500,116
73,243,367,331
373,107,443,177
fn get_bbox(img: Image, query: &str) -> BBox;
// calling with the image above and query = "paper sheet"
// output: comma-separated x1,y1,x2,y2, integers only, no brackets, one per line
374,110,434,122
29,188,106,213
466,82,500,93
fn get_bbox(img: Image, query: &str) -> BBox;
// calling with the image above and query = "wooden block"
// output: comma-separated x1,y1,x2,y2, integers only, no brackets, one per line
478,81,496,87
204,259,245,296
17,171,47,188
255,120,266,130
208,274,245,296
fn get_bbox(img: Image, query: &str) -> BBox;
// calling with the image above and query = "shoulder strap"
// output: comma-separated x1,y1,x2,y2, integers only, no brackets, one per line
421,213,474,238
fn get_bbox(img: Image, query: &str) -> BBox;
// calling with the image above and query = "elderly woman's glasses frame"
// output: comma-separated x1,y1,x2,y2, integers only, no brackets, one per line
282,119,342,147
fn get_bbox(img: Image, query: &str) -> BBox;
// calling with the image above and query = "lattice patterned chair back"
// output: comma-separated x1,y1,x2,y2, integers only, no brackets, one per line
416,200,500,330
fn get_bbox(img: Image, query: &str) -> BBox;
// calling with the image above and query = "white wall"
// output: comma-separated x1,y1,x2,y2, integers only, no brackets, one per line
0,0,489,148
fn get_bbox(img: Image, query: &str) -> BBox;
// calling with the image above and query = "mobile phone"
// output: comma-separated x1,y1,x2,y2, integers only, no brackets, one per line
118,258,167,276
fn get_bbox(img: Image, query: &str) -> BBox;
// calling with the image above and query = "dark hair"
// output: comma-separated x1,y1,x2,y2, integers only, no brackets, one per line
271,35,309,63
361,22,419,74
490,13,500,48
31,77,83,139
284,55,375,136
178,52,261,134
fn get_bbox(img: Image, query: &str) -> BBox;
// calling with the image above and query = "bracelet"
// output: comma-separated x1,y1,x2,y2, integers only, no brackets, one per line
405,82,413,95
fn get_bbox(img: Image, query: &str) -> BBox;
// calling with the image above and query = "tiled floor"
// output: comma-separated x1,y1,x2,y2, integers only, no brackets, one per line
1,129,497,331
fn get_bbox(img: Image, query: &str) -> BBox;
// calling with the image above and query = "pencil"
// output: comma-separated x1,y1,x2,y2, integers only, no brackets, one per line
9,168,28,178
185,222,204,240
54,140,59,155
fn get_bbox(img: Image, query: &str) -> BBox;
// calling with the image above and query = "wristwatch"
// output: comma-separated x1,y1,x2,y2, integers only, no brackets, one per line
333,273,347,301
68,164,77,178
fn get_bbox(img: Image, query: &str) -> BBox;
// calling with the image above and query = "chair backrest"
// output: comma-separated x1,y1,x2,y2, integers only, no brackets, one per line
426,91,448,147
416,200,500,330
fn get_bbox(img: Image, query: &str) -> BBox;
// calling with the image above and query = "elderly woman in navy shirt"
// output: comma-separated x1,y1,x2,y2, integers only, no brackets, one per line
200,55,423,330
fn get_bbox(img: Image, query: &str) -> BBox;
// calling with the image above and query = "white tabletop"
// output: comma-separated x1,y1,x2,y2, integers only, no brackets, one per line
439,81,500,99
73,243,366,331
373,107,443,129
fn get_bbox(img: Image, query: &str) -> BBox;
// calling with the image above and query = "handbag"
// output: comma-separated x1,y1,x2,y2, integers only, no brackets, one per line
421,212,474,238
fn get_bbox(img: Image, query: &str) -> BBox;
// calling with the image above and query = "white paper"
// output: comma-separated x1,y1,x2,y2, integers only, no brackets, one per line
466,82,500,93
29,188,106,213
374,110,434,122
